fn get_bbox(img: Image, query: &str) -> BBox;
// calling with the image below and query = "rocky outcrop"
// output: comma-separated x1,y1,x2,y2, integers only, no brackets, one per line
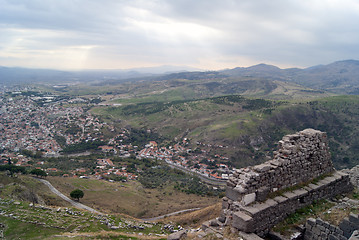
220,129,353,237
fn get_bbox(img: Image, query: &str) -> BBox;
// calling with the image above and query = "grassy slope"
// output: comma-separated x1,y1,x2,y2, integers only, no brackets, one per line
0,174,68,206
163,203,222,228
0,216,63,240
92,93,359,169
0,173,217,238
0,173,219,218
47,177,219,218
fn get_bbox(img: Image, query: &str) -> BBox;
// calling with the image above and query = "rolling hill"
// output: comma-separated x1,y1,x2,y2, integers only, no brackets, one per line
222,60,359,94
2,60,359,96
92,94,359,170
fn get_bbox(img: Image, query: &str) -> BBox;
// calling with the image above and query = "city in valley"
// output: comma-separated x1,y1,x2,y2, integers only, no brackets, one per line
0,87,233,184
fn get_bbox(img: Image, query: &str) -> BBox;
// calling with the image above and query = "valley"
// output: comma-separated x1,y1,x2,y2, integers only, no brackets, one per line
2,60,359,238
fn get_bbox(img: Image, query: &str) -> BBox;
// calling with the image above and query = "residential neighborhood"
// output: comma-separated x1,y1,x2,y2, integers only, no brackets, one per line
0,90,233,183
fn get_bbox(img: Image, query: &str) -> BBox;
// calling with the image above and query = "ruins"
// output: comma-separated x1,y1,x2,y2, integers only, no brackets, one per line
219,129,353,237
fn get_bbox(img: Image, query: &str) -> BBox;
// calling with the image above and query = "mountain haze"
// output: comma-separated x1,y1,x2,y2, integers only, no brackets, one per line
2,60,359,95
222,60,359,94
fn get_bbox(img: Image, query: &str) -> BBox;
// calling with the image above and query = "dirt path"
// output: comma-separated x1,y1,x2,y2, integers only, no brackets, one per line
35,178,104,215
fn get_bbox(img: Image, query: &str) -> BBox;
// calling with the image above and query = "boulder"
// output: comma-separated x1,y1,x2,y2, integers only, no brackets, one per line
167,230,187,240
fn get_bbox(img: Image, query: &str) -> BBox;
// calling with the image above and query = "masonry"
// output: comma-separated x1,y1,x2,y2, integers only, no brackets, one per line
304,214,359,240
220,129,353,237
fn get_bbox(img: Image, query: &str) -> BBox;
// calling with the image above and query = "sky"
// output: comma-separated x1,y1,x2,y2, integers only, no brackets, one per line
1,0,359,70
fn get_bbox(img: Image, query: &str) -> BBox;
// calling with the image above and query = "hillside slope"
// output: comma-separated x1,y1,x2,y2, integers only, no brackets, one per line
223,60,359,94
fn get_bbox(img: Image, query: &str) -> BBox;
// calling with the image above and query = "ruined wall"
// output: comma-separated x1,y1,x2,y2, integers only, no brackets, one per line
222,172,352,236
305,214,359,240
221,129,353,236
226,129,334,204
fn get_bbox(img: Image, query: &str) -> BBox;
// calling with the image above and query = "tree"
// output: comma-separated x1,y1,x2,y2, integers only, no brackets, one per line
70,189,84,201
30,169,47,178
0,165,26,177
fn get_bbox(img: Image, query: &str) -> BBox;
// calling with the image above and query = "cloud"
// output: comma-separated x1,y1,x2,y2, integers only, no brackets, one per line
0,0,359,70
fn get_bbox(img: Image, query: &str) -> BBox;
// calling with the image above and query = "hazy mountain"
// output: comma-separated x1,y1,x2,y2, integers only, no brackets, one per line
222,60,359,94
289,60,359,94
2,60,359,94
222,63,285,79
0,65,200,85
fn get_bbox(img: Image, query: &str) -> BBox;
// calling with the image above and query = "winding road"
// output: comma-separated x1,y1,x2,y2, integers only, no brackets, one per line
35,178,103,215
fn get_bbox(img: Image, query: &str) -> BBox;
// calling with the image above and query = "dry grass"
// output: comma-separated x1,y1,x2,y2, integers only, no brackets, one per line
320,208,352,226
54,230,165,240
0,174,69,206
47,176,220,218
163,203,222,228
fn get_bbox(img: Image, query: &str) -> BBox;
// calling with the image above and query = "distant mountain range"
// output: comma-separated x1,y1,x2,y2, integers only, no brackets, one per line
221,60,359,94
1,60,359,94
0,65,200,85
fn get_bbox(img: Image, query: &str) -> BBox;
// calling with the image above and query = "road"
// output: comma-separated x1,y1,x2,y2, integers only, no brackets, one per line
141,207,201,221
166,161,227,187
35,178,103,215
36,178,205,221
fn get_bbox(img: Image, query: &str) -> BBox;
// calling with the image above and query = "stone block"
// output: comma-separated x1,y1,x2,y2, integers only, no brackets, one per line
304,231,313,240
321,232,328,239
256,187,270,202
348,213,359,227
339,235,348,240
234,185,247,194
328,234,340,240
241,193,256,206
307,218,316,227
238,231,265,240
273,196,288,204
232,211,254,232
264,199,278,208
316,218,324,226
226,187,242,201
308,183,321,191
222,198,229,209
253,164,272,173
292,188,308,198
312,226,321,236
282,191,298,200
349,230,359,240
240,205,262,217
269,160,282,167
339,218,356,238
167,230,187,240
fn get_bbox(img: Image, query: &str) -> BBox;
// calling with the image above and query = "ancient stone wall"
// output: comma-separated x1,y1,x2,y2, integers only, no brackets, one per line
223,172,352,236
304,214,359,240
221,129,353,237
226,129,334,205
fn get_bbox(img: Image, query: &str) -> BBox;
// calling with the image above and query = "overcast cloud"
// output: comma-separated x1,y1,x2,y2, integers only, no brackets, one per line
1,0,359,70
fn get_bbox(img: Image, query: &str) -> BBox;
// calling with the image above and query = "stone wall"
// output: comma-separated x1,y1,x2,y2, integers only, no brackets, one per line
304,214,359,240
226,129,334,204
221,129,354,236
222,172,352,236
